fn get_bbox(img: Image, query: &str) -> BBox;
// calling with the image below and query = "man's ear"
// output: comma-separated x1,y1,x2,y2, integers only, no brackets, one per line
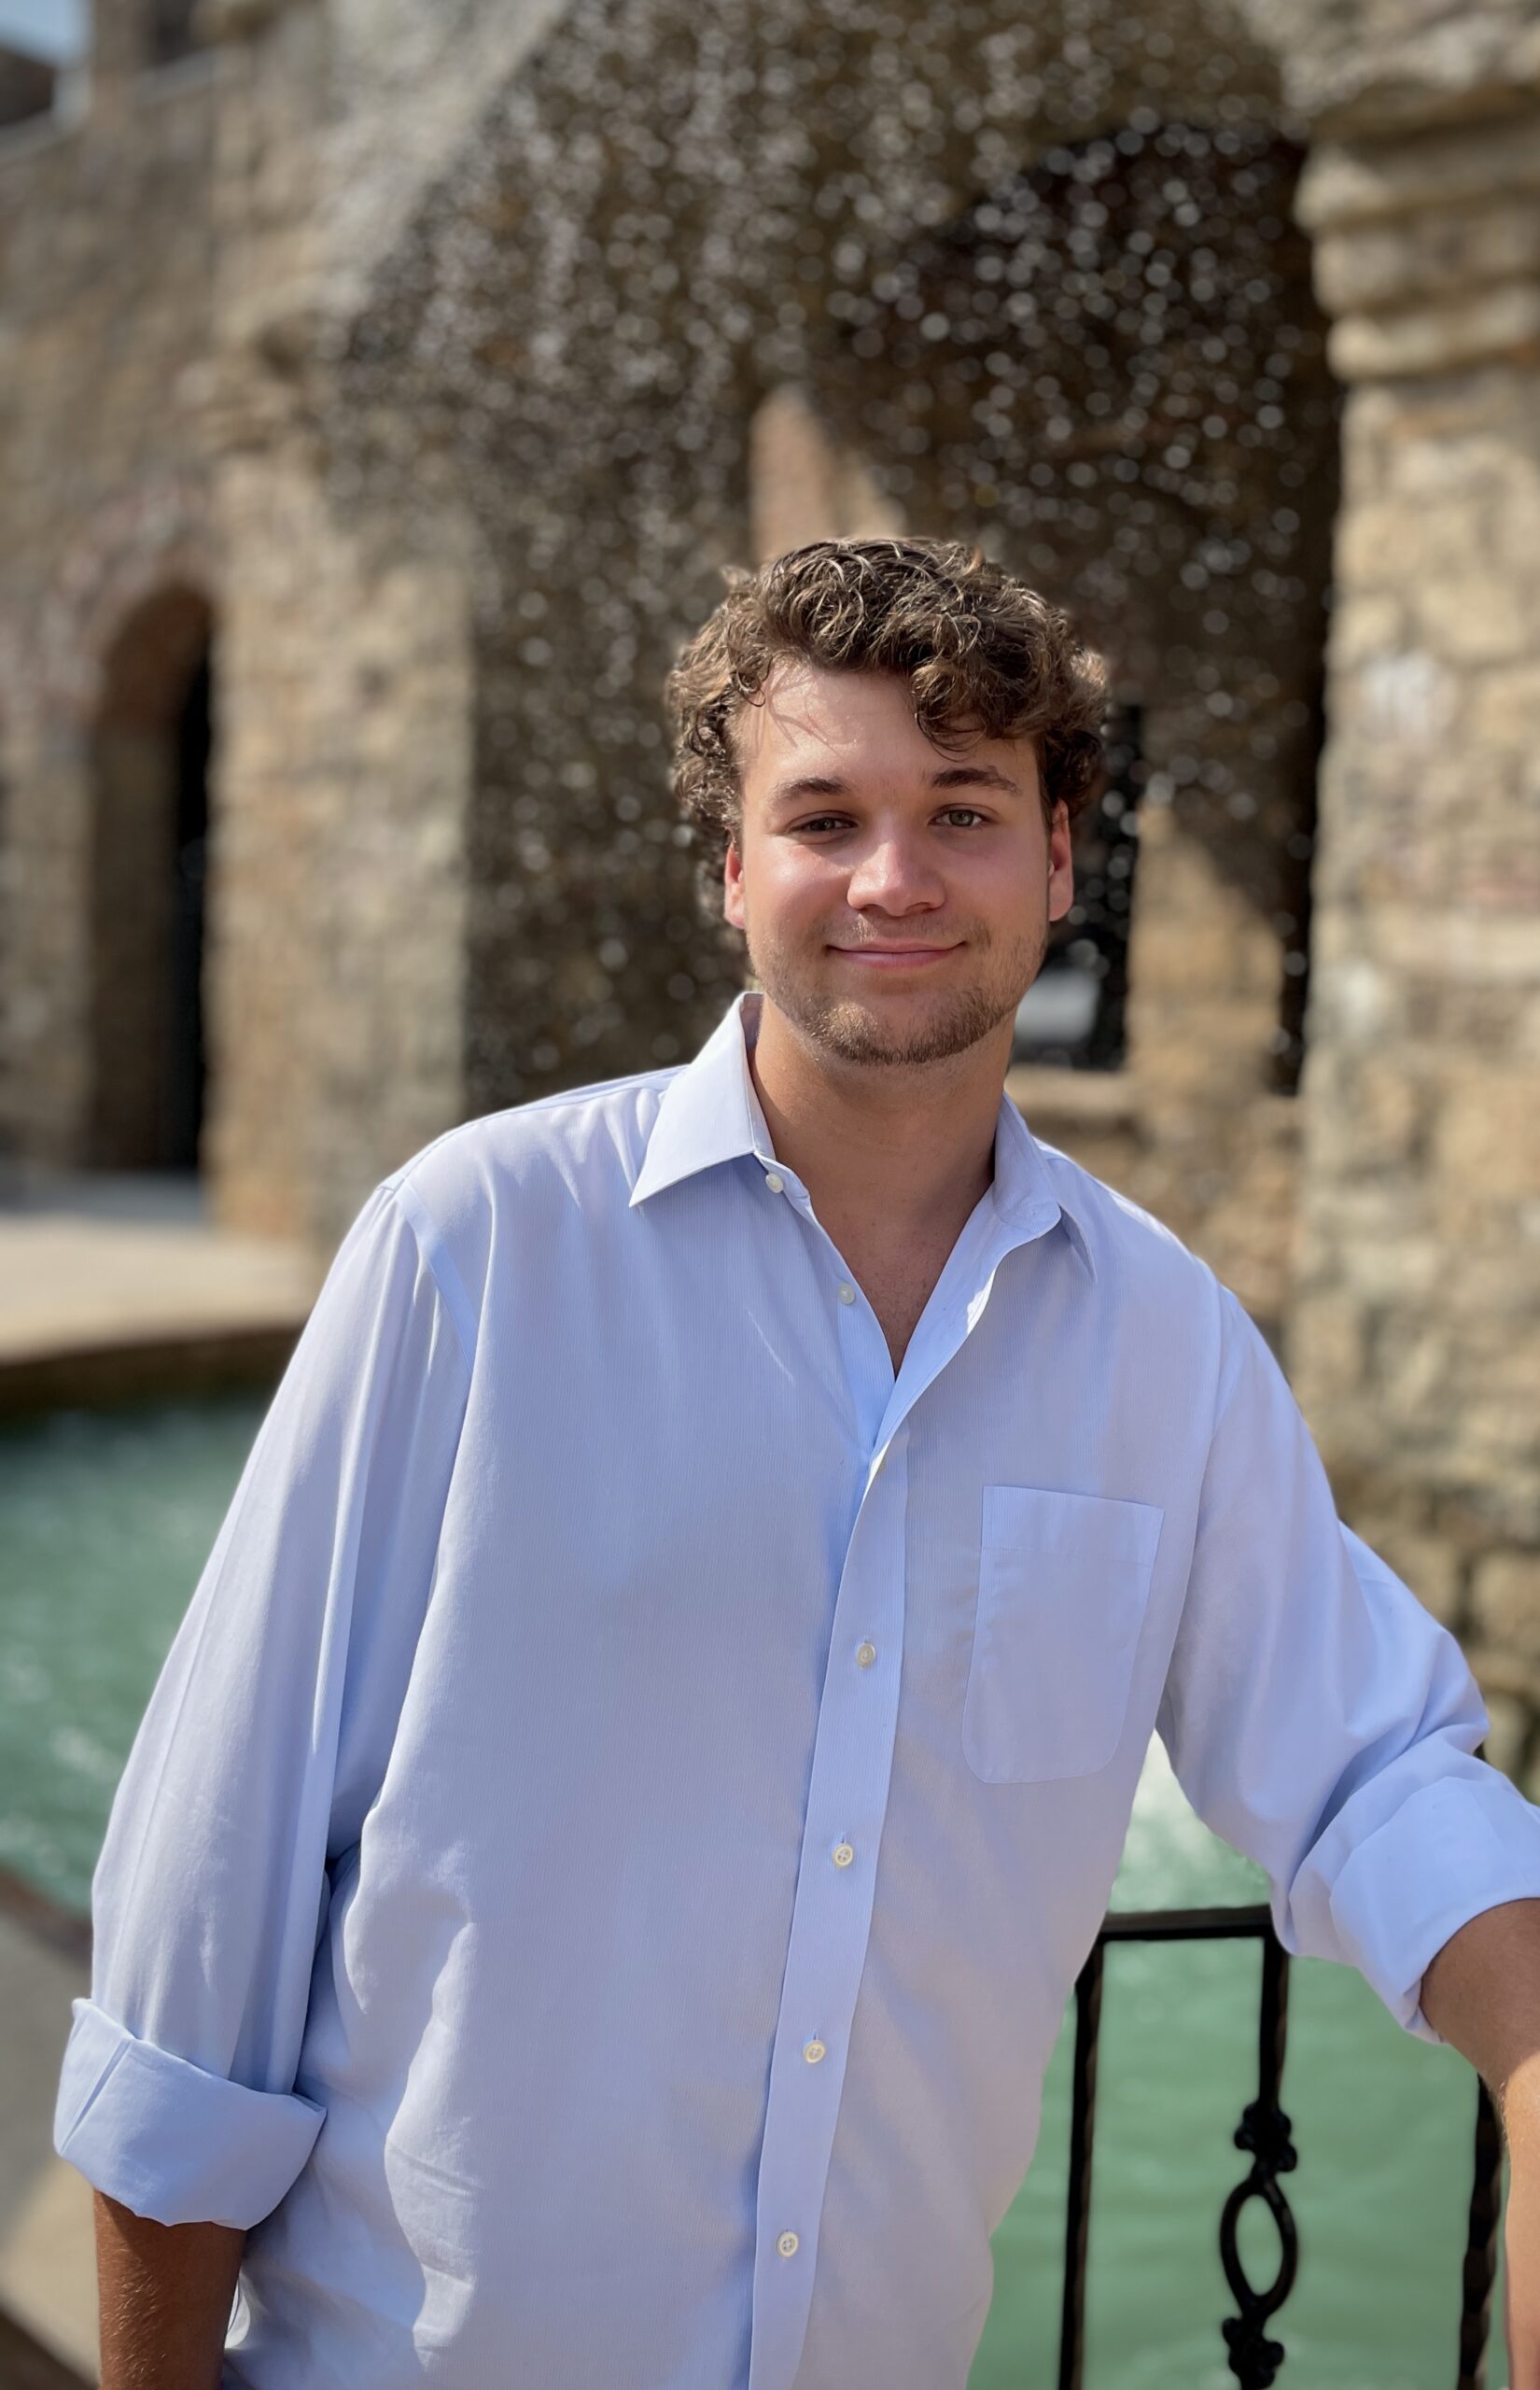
1046,799,1073,923
723,839,747,934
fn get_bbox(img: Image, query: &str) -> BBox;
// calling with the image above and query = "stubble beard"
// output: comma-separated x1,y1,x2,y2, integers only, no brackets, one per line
746,910,1050,1071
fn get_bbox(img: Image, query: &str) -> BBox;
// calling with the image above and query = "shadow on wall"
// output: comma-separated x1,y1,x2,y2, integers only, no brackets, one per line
88,583,214,1175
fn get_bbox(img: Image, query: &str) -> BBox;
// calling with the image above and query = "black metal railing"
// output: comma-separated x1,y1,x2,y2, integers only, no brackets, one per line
1058,1904,1505,2390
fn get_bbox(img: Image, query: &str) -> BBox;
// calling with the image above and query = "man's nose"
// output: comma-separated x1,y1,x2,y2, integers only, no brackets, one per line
844,832,946,910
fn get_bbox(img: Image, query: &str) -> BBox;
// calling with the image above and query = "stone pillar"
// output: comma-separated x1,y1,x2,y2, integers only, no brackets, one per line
749,387,904,567
194,0,477,1249
201,440,475,1247
1290,97,1540,1768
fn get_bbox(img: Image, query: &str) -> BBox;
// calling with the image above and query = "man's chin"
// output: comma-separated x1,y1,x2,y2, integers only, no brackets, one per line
783,983,1019,1071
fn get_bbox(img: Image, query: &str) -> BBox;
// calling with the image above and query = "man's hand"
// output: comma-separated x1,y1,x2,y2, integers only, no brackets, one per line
1420,1899,1540,2386
92,2188,245,2390
1500,2060,1540,2386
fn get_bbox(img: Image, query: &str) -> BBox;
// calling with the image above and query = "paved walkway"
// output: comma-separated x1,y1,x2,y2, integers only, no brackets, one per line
0,1169,321,1363
0,1168,324,2376
0,1900,95,2380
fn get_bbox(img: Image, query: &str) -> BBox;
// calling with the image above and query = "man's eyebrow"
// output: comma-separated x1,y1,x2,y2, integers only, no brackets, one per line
765,775,850,805
929,764,1020,793
764,764,1022,806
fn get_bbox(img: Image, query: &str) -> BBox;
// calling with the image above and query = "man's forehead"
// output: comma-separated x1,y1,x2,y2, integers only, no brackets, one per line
735,657,1037,785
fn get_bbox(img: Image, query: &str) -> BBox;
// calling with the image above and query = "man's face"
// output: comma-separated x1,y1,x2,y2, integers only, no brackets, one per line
722,659,1073,1070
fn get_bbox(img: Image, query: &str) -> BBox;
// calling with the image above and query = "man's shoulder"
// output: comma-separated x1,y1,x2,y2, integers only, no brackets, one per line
385,1061,684,1235
1028,1131,1226,1305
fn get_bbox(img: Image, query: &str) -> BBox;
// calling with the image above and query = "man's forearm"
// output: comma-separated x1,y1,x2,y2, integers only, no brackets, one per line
1421,1897,1540,2100
93,2190,245,2390
1421,1897,1540,2385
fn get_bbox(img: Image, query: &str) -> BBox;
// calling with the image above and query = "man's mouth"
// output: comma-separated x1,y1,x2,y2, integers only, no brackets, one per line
828,943,962,965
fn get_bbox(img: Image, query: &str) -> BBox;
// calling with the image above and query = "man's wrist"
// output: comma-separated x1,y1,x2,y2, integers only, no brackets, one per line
1499,2048,1540,2144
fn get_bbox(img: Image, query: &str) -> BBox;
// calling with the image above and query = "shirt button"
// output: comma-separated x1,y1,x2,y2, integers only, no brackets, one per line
836,1282,856,1305
764,1172,784,1193
856,1641,876,1668
777,2230,800,2258
833,1840,855,1869
804,2037,827,2064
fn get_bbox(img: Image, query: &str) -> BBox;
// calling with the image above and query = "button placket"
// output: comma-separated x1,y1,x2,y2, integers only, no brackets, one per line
747,1441,909,2390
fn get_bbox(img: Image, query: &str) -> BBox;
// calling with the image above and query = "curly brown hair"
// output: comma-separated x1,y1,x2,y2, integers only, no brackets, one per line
665,537,1108,914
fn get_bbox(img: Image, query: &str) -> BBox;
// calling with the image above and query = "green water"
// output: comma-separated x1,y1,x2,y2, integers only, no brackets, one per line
0,1401,1507,2383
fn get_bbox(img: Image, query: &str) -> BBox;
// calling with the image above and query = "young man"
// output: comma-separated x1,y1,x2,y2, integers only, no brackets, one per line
59,539,1540,2385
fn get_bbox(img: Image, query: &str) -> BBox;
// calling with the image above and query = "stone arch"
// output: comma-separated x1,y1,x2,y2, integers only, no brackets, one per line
147,0,205,69
86,582,215,1171
748,134,1340,1097
340,0,1337,1291
0,480,217,1173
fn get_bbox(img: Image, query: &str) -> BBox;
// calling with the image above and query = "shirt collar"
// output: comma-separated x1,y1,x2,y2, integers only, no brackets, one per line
630,990,1096,1284
629,991,776,1205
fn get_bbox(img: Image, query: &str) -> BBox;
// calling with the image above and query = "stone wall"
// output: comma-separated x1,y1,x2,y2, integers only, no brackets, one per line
0,8,220,1172
1290,90,1540,1780
179,0,572,1240
333,0,1308,1190
0,0,545,1237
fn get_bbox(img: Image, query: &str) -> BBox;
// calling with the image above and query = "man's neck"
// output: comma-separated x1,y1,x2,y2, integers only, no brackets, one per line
745,993,1007,1246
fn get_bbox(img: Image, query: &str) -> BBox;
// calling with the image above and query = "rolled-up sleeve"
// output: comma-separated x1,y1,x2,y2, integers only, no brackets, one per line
1156,1279,1540,2045
53,1177,472,2226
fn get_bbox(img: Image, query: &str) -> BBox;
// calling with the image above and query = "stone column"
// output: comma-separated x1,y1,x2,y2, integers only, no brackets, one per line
748,387,905,566
1290,97,1540,1770
202,434,475,1247
195,0,477,1249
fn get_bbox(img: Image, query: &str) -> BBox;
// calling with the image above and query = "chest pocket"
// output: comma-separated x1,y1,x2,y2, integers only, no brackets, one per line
962,1483,1165,1785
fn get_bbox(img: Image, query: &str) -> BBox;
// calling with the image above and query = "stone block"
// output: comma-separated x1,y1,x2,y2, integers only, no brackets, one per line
1414,552,1538,664
1335,500,1423,589
1326,593,1407,668
1477,1688,1533,1779
1297,116,1540,237
1288,1291,1368,1404
1354,1518,1466,1626
1471,1551,1540,1666
1317,198,1540,323
1434,1066,1540,1198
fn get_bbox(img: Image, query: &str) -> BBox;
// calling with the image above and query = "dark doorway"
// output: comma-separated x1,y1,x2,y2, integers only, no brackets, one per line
161,652,210,1169
88,588,215,1173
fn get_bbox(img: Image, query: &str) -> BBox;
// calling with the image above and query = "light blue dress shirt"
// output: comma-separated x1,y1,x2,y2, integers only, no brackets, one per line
55,991,1540,2388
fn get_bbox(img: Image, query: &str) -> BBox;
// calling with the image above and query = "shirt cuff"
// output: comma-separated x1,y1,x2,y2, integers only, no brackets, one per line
1307,1765,1540,2046
53,1997,325,2228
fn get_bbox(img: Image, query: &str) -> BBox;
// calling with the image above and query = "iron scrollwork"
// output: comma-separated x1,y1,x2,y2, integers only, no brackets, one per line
1057,1906,1495,2388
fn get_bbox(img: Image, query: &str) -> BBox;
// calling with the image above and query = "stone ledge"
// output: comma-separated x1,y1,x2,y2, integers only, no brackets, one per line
0,1868,89,1969
1465,1643,1540,1717
0,1324,296,1418
1003,1065,1141,1131
0,2303,88,2390
1328,279,1540,381
1288,26,1540,143
1298,110,1540,233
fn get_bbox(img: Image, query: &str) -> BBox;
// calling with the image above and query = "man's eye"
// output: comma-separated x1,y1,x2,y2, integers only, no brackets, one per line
792,810,989,833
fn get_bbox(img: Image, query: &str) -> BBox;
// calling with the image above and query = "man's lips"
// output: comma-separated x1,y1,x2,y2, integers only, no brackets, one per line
828,942,962,965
